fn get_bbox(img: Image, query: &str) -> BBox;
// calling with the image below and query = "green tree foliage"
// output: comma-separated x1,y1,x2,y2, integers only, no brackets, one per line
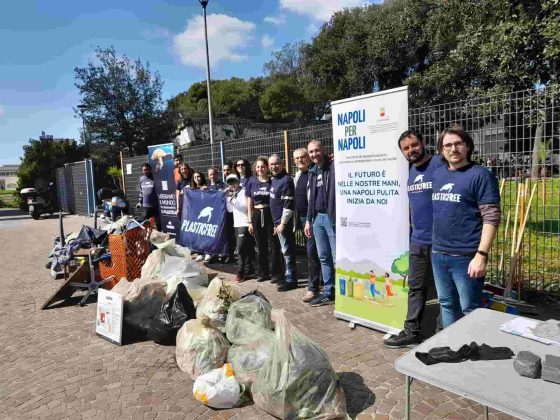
74,47,170,155
168,77,265,121
17,133,85,190
259,77,314,122
391,251,410,287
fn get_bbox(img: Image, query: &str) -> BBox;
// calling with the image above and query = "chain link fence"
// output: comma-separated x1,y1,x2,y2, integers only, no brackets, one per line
123,86,560,293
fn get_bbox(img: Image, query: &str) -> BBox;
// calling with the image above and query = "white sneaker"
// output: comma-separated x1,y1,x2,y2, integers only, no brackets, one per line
204,254,212,262
195,255,204,262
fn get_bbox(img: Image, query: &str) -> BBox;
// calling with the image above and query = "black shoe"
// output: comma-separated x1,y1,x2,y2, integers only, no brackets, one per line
256,275,270,283
310,295,335,307
270,276,283,284
226,257,236,264
383,331,422,349
246,268,256,277
277,282,298,292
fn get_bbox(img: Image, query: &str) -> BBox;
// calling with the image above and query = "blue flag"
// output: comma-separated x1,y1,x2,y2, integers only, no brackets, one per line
179,189,228,256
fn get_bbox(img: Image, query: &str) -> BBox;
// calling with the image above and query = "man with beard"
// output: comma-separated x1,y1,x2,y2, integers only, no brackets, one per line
384,130,443,348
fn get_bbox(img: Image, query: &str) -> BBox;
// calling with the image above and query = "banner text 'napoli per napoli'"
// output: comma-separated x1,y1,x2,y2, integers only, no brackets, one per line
337,109,366,151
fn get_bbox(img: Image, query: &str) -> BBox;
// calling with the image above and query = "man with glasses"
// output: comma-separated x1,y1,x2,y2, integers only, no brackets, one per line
431,125,501,328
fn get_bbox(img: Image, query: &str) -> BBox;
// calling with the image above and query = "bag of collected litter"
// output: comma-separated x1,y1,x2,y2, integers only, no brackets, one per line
193,363,246,409
252,310,347,420
186,284,207,307
196,278,241,331
176,317,230,380
119,277,167,338
225,292,274,344
160,255,208,294
227,328,274,388
148,283,196,345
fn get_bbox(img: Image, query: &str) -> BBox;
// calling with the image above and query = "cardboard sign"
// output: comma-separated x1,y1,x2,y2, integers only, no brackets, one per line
96,289,124,345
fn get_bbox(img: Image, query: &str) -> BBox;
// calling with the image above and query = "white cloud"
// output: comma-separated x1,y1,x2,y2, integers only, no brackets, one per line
173,14,255,69
262,34,274,49
264,15,287,25
280,0,367,21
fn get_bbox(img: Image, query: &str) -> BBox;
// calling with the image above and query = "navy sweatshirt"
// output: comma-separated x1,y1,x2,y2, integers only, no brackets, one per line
270,170,295,225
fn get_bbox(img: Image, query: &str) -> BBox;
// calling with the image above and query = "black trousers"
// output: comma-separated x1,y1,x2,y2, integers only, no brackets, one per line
235,226,255,275
404,241,440,335
225,212,236,259
252,208,282,279
142,206,160,230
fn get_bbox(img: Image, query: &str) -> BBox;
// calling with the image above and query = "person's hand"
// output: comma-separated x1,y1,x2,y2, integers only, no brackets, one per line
248,223,254,236
135,203,141,209
274,223,285,236
304,221,312,239
201,186,208,190
468,254,487,278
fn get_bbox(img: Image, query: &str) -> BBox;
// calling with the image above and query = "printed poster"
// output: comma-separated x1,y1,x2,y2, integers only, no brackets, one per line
148,143,180,237
332,86,409,334
96,289,123,345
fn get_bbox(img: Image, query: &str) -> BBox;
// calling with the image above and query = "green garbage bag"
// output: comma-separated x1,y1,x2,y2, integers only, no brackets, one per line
252,310,347,420
225,292,274,345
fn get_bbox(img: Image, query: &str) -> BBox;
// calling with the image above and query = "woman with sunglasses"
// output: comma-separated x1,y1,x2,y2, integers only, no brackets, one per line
246,156,282,282
235,158,252,189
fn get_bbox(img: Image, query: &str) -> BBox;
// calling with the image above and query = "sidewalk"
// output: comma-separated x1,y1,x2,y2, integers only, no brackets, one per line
0,213,513,419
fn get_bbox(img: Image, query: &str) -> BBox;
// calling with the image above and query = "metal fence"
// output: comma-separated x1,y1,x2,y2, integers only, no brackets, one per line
64,160,96,216
55,166,75,213
121,155,149,219
122,86,560,293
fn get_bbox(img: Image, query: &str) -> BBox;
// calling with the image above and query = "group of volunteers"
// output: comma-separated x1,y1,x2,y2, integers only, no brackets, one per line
138,123,501,337
137,143,335,307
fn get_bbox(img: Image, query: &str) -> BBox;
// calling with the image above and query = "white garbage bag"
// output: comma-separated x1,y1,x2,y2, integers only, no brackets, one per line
193,363,246,409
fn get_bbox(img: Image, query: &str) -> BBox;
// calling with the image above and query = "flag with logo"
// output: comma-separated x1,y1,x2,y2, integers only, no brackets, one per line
179,189,228,256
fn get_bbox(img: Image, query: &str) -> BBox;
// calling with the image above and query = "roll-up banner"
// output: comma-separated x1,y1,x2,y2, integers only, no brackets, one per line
332,86,409,334
148,143,180,237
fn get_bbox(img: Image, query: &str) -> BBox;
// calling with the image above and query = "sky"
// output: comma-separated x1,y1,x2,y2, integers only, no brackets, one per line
0,0,373,166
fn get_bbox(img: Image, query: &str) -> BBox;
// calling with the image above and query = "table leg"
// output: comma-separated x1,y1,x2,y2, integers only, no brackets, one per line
484,405,489,419
405,375,412,420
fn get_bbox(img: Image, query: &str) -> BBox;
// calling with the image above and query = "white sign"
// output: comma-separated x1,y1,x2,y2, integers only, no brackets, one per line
126,163,132,175
96,289,124,345
332,86,409,333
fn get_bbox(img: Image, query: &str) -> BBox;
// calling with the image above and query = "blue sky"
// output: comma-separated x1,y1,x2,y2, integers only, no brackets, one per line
0,0,372,166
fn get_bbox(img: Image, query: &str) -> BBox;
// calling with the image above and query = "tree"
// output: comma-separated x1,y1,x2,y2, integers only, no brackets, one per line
17,132,85,191
259,77,314,122
74,47,169,155
391,251,410,288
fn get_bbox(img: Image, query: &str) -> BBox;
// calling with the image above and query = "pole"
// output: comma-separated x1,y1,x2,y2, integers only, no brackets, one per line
201,2,215,166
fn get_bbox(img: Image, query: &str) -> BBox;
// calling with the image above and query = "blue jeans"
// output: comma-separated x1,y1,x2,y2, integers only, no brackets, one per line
431,252,484,328
299,216,321,292
276,221,297,284
313,213,336,298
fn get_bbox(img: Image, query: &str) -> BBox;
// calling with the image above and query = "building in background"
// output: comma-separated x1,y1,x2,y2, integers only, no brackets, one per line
0,165,19,189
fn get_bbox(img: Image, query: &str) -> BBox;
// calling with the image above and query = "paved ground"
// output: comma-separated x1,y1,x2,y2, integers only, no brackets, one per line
0,210,517,420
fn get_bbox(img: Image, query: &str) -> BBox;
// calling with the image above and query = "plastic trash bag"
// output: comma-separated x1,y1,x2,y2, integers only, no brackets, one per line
185,284,207,307
176,317,230,380
148,283,196,345
196,278,241,331
193,363,246,409
252,310,347,420
122,279,167,338
225,292,274,345
160,255,208,294
227,328,275,388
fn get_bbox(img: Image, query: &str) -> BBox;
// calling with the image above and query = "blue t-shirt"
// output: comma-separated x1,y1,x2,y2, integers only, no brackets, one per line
245,176,271,206
295,171,309,215
408,157,445,245
314,169,327,213
208,181,226,191
270,171,295,225
239,176,249,189
432,163,500,255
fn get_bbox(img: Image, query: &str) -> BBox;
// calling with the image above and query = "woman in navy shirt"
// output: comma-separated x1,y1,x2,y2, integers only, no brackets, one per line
235,158,252,189
246,156,281,282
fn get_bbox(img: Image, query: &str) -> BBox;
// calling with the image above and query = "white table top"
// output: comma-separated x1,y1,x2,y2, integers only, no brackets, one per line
395,309,560,420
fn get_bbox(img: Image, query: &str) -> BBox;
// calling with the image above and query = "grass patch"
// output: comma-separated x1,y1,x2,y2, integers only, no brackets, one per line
0,190,18,208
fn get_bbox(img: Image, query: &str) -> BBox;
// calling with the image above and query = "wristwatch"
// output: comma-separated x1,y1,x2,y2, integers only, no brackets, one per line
477,250,489,258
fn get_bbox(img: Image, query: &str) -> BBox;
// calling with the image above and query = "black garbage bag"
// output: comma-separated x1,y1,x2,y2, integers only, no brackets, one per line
77,225,108,247
241,289,270,303
148,283,197,345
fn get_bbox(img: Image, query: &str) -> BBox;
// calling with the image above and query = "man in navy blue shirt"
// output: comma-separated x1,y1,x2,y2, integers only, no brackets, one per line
385,131,443,349
432,125,501,328
269,154,298,291
305,140,336,307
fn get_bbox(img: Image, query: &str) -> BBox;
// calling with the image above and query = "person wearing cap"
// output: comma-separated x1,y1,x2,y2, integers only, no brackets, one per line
225,174,255,282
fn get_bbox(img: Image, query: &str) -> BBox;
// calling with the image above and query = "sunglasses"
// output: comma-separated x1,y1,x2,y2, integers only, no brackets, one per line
236,163,246,167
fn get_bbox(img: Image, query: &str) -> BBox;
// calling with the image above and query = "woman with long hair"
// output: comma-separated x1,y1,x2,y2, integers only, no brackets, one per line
176,162,193,218
235,158,252,189
190,171,208,190
246,156,282,282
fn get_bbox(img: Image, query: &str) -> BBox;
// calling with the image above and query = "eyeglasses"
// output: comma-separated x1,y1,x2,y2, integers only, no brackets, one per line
236,163,245,167
442,141,466,151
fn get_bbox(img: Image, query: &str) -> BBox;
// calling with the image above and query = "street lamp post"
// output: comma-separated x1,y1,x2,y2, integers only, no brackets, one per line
77,104,87,145
198,0,215,166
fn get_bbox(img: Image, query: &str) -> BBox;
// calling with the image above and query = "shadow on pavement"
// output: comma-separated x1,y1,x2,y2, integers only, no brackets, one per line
338,371,375,417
